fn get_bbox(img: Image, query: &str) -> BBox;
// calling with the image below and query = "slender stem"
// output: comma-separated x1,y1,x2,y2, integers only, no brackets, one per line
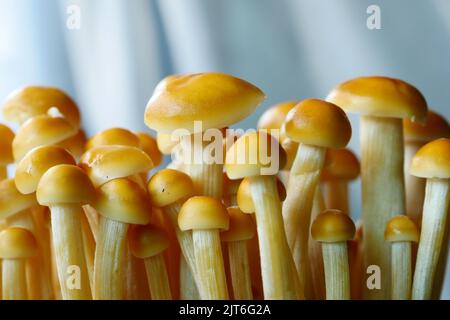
2,259,27,300
80,211,95,292
123,245,151,300
180,254,200,300
193,230,228,299
348,238,364,300
360,116,405,299
144,254,172,300
404,143,424,224
322,242,351,300
83,205,99,242
412,179,450,300
323,180,349,213
391,242,412,300
93,217,128,300
228,240,253,300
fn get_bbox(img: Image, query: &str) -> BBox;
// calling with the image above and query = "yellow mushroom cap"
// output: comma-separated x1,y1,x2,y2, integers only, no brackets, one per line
326,76,428,123
0,123,14,165
237,176,286,213
147,169,194,208
225,131,286,179
311,209,356,242
385,215,419,243
281,138,299,170
321,148,360,181
36,164,95,206
137,132,163,167
12,114,78,162
221,207,255,242
15,145,76,194
144,72,265,134
86,127,140,150
156,133,179,155
93,178,151,225
58,130,87,158
257,101,298,130
283,99,352,148
0,179,38,220
178,196,229,231
2,86,80,128
0,227,38,259
410,138,450,179
404,111,450,143
80,145,153,188
128,224,169,259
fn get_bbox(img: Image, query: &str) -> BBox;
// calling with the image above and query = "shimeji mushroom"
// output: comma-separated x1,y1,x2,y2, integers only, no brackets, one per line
0,123,14,179
85,127,140,150
178,196,230,299
58,129,87,160
281,99,351,297
136,131,163,168
327,76,428,299
385,215,419,300
0,227,38,300
410,138,450,299
311,209,355,300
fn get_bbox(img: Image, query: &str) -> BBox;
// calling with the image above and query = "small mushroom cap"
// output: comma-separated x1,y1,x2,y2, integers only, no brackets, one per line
15,145,76,194
225,131,286,179
12,115,78,162
147,169,194,208
156,133,180,155
326,76,428,123
36,164,95,206
237,176,286,213
0,179,37,219
410,138,450,179
137,132,162,167
321,148,360,181
86,128,140,150
283,99,352,148
0,124,14,165
257,101,298,130
385,215,419,243
311,209,356,242
58,130,87,158
2,86,80,128
0,227,38,259
281,138,299,170
221,207,255,242
144,72,265,133
80,145,153,188
93,178,152,225
178,196,229,231
128,224,169,258
404,111,450,144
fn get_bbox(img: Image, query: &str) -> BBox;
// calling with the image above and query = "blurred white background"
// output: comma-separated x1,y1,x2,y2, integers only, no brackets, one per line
0,0,449,298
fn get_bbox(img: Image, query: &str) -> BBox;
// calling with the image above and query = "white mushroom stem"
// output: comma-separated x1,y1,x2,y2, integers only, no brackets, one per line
180,255,200,300
412,178,450,300
360,116,405,299
144,254,172,300
404,142,424,223
227,240,253,300
124,247,150,300
79,211,95,291
323,180,350,213
322,242,351,300
83,205,100,242
391,241,412,300
2,258,27,300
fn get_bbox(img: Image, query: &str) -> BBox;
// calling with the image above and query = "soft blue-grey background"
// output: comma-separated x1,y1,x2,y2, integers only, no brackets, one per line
0,0,449,298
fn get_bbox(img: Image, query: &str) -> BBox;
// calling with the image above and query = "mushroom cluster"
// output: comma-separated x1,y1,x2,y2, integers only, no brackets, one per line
0,73,449,300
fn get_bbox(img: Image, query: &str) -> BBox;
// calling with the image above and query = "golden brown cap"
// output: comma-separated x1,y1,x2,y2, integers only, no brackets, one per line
311,209,355,242
15,145,76,194
80,145,153,187
129,224,169,258
321,148,360,181
58,130,87,158
93,178,151,225
385,215,419,243
2,86,80,128
221,207,255,242
0,179,37,220
86,128,140,150
326,76,428,123
12,115,78,161
281,138,299,170
404,111,450,143
237,176,286,213
156,133,179,155
0,227,38,259
144,72,265,133
0,123,15,165
283,99,352,148
178,196,229,231
225,131,286,179
410,138,450,179
257,101,298,130
147,169,194,208
137,132,162,167
36,164,95,206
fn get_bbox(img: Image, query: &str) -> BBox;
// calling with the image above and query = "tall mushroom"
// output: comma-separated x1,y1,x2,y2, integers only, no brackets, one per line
327,76,428,299
0,123,14,179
